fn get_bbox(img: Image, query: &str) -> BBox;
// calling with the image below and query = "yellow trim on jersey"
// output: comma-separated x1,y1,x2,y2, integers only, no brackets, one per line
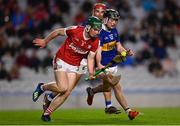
102,41,116,51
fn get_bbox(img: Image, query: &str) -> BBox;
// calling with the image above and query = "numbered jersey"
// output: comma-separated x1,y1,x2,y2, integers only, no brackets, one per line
56,26,99,66
99,28,120,66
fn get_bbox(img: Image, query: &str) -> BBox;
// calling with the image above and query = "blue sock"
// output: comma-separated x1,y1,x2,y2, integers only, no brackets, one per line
105,101,112,108
49,93,54,99
47,93,55,101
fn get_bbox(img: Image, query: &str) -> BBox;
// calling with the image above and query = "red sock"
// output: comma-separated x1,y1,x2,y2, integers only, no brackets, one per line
44,108,53,115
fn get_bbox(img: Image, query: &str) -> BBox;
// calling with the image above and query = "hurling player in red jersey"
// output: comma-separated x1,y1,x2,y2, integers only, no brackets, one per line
42,2,120,115
32,16,102,122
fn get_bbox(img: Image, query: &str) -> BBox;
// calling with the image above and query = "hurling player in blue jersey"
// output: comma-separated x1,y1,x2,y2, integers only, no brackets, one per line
84,3,121,114
81,3,121,114
86,9,139,120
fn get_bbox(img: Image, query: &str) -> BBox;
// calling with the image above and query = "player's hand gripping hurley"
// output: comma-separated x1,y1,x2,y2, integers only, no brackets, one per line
85,50,130,81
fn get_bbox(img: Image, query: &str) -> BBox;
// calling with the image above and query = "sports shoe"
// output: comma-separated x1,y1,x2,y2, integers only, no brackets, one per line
32,83,44,102
86,87,94,105
41,114,51,122
43,94,51,112
128,110,139,120
105,106,121,114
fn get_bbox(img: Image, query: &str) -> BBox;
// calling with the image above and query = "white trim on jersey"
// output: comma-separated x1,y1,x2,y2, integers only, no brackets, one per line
102,23,106,30
98,39,101,46
83,28,90,40
64,26,78,36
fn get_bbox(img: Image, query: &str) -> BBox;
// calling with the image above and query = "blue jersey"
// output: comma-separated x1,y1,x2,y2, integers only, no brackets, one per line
99,28,120,67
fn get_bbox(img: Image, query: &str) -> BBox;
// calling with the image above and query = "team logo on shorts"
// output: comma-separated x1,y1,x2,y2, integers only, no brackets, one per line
54,63,62,70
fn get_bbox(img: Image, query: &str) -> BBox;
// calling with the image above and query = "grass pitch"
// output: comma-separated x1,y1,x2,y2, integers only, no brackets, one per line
0,107,180,125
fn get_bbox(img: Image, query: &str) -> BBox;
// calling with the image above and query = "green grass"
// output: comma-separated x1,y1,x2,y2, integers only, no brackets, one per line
0,107,180,125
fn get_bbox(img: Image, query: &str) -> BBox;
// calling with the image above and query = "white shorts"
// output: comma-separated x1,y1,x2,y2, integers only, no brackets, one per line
53,58,87,74
105,66,118,76
78,59,88,74
53,58,79,73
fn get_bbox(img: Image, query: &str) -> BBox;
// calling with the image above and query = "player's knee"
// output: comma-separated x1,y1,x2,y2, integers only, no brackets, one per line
56,83,68,94
64,90,71,97
60,86,68,93
111,82,119,87
108,75,121,87
59,90,72,101
103,83,112,92
113,83,122,91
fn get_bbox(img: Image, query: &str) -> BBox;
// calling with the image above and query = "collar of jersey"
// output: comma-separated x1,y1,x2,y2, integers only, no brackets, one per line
103,24,111,32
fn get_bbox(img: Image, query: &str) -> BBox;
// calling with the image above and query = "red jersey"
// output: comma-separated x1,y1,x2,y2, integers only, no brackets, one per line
56,26,99,66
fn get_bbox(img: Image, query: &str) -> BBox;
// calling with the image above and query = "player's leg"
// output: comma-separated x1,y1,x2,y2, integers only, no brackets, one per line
32,70,68,102
42,72,81,122
86,78,112,105
42,58,85,112
41,81,65,93
86,72,110,98
102,79,112,108
108,76,139,120
32,58,69,102
43,92,57,112
47,72,81,108
86,74,120,114
102,79,121,114
111,82,128,109
40,70,68,121
43,73,82,112
86,84,103,105
103,66,138,117
32,81,58,102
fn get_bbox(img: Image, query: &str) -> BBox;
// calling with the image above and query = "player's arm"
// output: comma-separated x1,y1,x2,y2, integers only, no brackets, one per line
44,28,66,43
33,28,66,48
96,46,104,69
116,42,126,53
87,51,96,79
116,42,134,56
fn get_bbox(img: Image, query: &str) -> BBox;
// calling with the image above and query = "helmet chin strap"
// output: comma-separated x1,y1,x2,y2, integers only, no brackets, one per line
84,27,91,39
85,25,96,38
86,29,96,38
103,17,109,24
103,18,113,31
85,25,91,32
